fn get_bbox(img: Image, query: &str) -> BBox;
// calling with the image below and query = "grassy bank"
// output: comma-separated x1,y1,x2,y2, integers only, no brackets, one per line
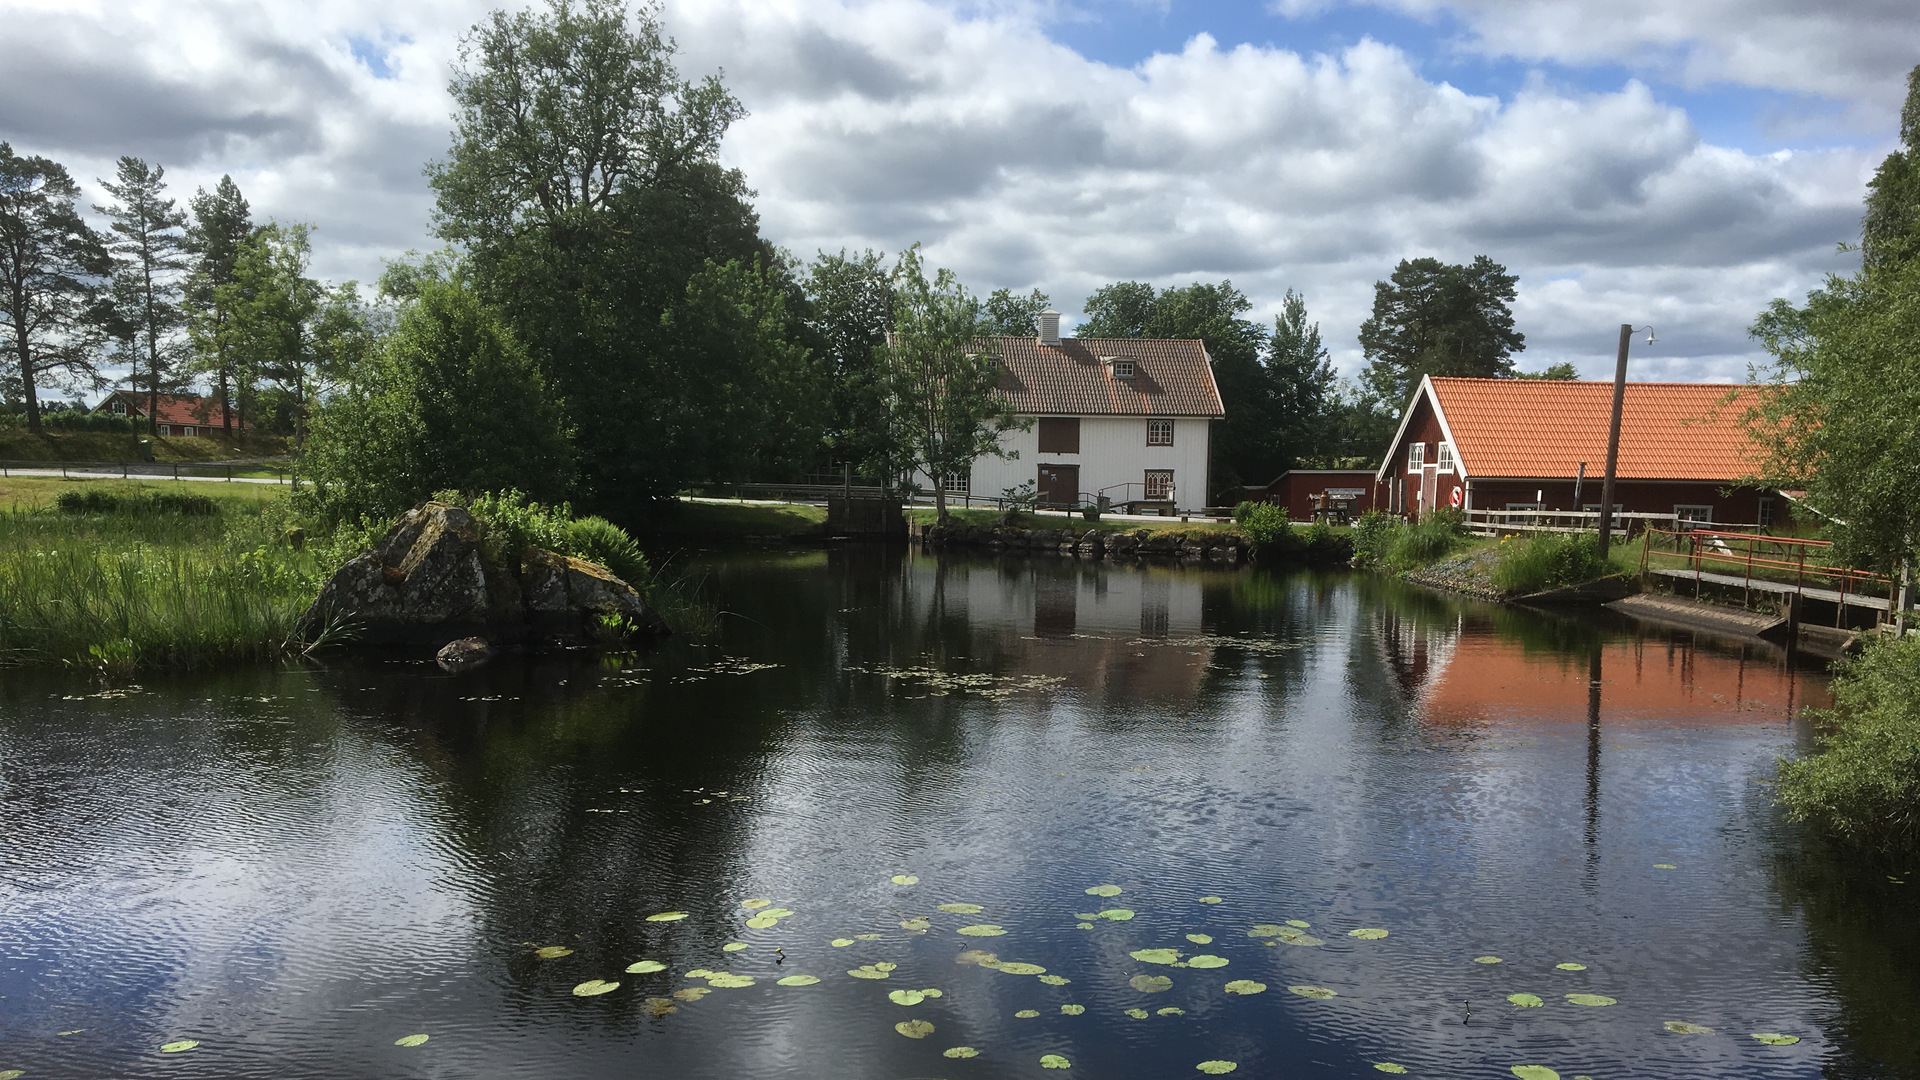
0,430,289,462
1354,510,1631,597
634,498,829,539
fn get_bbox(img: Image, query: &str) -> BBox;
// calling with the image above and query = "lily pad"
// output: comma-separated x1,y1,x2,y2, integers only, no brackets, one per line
1198,896,1224,904
937,903,984,914
1187,933,1214,944
1130,974,1174,993
943,1046,980,1058
997,962,1047,975
776,974,821,986
1249,924,1289,938
1040,1053,1072,1068
1098,909,1136,921
1076,912,1102,921
1288,985,1337,999
890,989,927,1006
1508,993,1544,1008
1158,1007,1185,1016
707,974,754,988
1349,928,1390,940
0,1071,23,1080
644,997,678,1015
1224,980,1267,995
1061,1004,1085,1015
891,874,920,885
1188,955,1229,969
1374,1065,1408,1075
645,911,689,923
900,918,931,931
572,979,620,997
955,950,999,965
1565,994,1616,1007
895,1020,935,1039
1086,885,1123,897
1197,1063,1238,1074
922,988,944,997
1124,1008,1149,1018
848,966,892,980
763,908,796,918
1286,919,1310,928
1016,1009,1040,1018
1653,864,1677,870
1663,1021,1715,1035
626,960,668,973
1076,922,1095,929
958,924,1008,937
722,942,750,953
672,987,710,1001
1752,1033,1800,1045
1130,948,1182,964
1280,935,1325,947
1510,1068,1559,1080
533,945,574,959
831,938,855,947
685,968,716,979
159,1041,199,1053
1039,974,1071,985
1475,956,1503,964
394,1034,429,1047
741,898,772,909
1554,963,1586,971
854,933,882,941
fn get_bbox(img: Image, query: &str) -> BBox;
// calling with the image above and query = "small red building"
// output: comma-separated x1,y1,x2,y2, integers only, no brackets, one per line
1374,376,1778,529
1260,469,1380,521
94,390,248,437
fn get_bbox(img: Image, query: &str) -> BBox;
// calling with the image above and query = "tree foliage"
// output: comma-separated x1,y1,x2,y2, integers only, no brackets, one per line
984,287,1052,337
0,143,108,431
97,157,190,435
304,279,574,521
184,175,254,434
1358,255,1524,404
1863,64,1920,269
805,248,894,473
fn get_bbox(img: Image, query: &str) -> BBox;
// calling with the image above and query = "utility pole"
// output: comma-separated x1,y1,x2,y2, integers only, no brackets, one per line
1597,324,1633,558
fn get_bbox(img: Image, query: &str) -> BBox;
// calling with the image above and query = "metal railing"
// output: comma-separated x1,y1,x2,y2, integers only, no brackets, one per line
1639,527,1891,600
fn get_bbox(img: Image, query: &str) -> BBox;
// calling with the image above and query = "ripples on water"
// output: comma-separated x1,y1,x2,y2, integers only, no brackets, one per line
1,547,1915,1079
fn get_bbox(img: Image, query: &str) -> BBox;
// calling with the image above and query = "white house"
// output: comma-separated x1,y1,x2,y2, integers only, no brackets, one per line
943,310,1224,514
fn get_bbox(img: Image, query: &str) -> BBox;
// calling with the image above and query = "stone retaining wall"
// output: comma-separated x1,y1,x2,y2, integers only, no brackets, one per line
918,522,1252,564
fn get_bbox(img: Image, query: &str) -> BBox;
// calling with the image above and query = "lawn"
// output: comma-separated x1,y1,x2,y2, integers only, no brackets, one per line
0,476,289,511
632,498,830,538
0,430,289,463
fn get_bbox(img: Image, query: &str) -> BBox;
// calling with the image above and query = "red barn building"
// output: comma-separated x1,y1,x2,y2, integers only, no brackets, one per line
1374,376,1777,529
1260,469,1380,521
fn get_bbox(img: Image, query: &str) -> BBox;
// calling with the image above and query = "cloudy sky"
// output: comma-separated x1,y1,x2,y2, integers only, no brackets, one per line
3,0,1912,381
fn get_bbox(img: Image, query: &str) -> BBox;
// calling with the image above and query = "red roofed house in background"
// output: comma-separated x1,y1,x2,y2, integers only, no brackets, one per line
936,310,1225,515
1374,376,1777,530
93,390,248,437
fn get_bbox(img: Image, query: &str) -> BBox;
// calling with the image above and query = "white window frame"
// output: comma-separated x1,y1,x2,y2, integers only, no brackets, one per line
1112,359,1136,379
1146,418,1174,446
1675,505,1713,530
1435,441,1455,474
1144,469,1174,500
941,472,970,494
1406,442,1425,472
182,425,195,437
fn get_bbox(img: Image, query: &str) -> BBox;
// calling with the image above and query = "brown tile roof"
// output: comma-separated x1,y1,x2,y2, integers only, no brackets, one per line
1425,377,1761,481
990,337,1225,417
99,390,248,429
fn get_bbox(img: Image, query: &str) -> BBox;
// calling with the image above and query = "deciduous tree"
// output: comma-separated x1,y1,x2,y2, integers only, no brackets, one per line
807,248,894,475
984,287,1051,336
1863,64,1920,269
1358,255,1524,404
0,144,108,432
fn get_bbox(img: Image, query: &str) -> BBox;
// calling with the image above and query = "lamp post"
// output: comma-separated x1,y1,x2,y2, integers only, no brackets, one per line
1597,324,1655,558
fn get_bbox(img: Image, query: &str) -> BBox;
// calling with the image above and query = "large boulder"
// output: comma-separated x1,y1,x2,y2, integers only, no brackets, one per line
302,501,667,647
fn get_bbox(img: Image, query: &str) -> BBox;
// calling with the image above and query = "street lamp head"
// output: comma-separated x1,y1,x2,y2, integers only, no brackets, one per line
1645,328,1657,345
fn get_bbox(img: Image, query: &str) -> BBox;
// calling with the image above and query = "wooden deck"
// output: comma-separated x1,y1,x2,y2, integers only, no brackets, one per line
1648,567,1892,611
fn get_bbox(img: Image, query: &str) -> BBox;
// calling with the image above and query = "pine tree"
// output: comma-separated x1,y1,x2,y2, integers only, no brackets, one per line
184,176,253,435
96,157,189,435
0,143,109,432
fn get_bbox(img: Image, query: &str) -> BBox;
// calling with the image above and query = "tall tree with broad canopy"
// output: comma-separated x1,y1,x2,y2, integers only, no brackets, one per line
884,248,1026,522
184,176,254,435
225,224,371,446
1266,289,1336,470
1863,64,1920,270
430,0,815,504
0,144,109,432
1358,255,1524,405
984,287,1052,336
97,157,189,435
806,248,894,476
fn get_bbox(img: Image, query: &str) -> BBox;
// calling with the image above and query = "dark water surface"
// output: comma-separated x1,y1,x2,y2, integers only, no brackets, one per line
3,548,1916,1080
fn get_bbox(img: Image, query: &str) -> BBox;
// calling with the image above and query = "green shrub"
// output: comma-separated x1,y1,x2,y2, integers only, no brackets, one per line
1490,531,1619,594
1777,636,1920,853
567,515,650,586
1383,511,1466,569
1237,501,1292,546
1231,500,1259,523
1350,510,1397,567
1301,521,1352,563
442,489,649,584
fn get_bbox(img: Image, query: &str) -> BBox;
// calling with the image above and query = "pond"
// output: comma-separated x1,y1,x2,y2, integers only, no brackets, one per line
2,547,1915,1080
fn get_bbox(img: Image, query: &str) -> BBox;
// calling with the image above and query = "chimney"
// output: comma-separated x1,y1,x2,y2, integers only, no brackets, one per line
1037,308,1061,346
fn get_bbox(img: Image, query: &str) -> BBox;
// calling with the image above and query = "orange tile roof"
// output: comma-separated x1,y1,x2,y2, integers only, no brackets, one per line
1427,377,1761,481
99,390,248,429
991,337,1225,418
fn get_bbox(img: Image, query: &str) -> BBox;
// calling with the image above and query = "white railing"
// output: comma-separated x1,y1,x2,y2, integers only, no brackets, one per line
1461,508,1762,536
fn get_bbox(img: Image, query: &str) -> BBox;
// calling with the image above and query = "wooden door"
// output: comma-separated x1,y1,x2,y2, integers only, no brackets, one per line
1037,463,1080,507
1420,466,1438,519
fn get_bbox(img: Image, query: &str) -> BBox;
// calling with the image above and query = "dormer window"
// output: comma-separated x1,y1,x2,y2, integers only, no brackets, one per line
1103,356,1137,379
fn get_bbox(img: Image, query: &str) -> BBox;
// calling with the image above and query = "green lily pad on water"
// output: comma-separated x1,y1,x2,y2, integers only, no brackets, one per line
722,942,750,952
1509,993,1544,1007
1199,896,1223,904
1224,980,1267,995
1374,1065,1407,1074
1187,933,1214,944
958,924,1007,937
937,903,984,914
645,911,689,923
1349,928,1389,940
1130,948,1181,964
997,962,1047,975
626,960,668,973
776,974,821,986
672,987,710,1001
1197,1062,1238,1074
895,1020,935,1039
831,938,855,947
1663,1021,1714,1034
1288,985,1336,999
1039,974,1071,985
955,950,998,965
1249,924,1288,938
1188,955,1229,969
1554,963,1586,971
1124,1008,1149,1018
1565,994,1616,1007
1076,922,1095,929
891,874,919,885
1098,909,1136,921
1016,1009,1040,1018
1062,1004,1085,1015
890,990,926,1006
533,945,574,959
900,918,931,931
1510,1068,1558,1080
572,979,620,997
707,974,754,988
855,933,882,941
944,1046,979,1058
0,1070,24,1080
741,898,772,909
849,966,892,980
762,908,795,918
1086,885,1123,897
1041,1053,1071,1068
1286,920,1310,928
1158,1007,1185,1016
1280,934,1325,947
1131,974,1174,993
1752,1033,1801,1045
159,1041,198,1053
1475,956,1503,964
394,1034,429,1047
1654,864,1677,870
685,968,716,979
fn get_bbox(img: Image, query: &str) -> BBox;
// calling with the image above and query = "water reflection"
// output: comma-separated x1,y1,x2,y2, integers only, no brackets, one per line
3,548,1911,1080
